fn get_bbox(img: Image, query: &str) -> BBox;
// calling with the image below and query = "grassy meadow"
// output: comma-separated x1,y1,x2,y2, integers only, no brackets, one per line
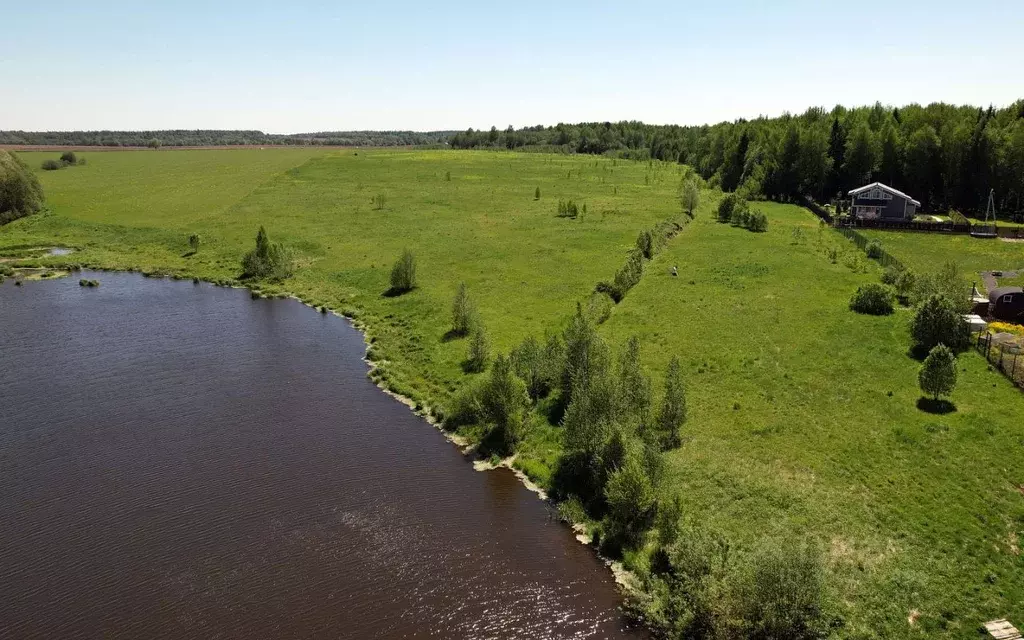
2,149,1022,637
860,229,1024,291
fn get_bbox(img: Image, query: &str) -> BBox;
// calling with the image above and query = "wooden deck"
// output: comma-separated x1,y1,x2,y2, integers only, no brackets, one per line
985,619,1022,640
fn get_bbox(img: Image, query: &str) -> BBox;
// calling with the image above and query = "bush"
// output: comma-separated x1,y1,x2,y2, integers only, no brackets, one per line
609,249,644,302
389,249,416,293
41,159,63,171
717,193,741,222
511,333,562,402
880,265,903,286
450,282,475,336
894,269,917,303
738,541,830,640
1,150,45,224
919,343,957,400
534,186,540,200
747,210,768,232
849,283,895,315
603,446,657,552
730,199,750,227
911,294,969,354
60,151,77,165
443,381,484,428
188,233,201,253
865,239,883,259
557,199,580,218
240,226,294,280
478,354,531,455
636,230,654,259
465,323,490,372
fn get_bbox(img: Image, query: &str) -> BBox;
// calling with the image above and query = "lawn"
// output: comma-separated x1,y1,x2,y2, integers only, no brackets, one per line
2,150,1022,638
859,228,1024,291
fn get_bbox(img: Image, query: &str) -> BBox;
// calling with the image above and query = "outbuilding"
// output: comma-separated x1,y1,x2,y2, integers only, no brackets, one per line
988,286,1024,321
847,182,921,220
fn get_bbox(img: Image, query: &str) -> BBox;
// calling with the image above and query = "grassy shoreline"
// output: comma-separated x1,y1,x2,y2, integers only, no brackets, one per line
3,148,1023,638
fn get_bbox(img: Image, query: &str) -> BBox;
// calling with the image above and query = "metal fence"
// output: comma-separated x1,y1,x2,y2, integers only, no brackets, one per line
975,331,1024,389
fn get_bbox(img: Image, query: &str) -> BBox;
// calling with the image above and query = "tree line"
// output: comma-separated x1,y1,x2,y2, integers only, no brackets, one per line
0,129,456,148
450,101,1024,217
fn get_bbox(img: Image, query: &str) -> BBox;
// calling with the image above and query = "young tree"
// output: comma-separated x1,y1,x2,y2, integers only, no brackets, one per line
466,322,490,373
910,294,969,353
188,233,201,253
616,336,652,430
680,175,701,217
603,447,658,550
59,151,77,165
919,343,957,400
655,356,687,450
534,186,541,200
479,354,530,454
451,282,474,336
389,249,417,293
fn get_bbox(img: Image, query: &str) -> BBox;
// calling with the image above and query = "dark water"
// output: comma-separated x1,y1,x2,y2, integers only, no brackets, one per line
0,272,640,639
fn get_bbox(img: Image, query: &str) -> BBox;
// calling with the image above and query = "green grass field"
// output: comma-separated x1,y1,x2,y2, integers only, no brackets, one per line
3,149,1022,638
860,229,1024,291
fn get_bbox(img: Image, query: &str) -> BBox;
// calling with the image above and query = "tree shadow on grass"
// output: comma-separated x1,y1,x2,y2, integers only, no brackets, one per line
181,250,197,258
917,397,956,414
441,329,465,343
382,286,413,298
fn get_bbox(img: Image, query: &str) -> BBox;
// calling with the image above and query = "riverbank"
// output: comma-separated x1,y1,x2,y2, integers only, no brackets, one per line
4,148,1023,637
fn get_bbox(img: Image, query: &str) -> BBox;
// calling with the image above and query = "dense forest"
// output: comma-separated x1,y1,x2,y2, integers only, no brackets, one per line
452,101,1024,217
0,130,455,148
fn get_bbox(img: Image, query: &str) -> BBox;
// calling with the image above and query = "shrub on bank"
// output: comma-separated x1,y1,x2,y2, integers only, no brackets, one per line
241,226,294,281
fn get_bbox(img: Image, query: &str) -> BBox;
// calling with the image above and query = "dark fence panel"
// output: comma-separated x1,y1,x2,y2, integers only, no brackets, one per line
841,218,972,234
833,226,905,271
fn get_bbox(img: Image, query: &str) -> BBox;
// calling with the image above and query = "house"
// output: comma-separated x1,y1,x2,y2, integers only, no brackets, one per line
847,182,921,220
988,286,1024,321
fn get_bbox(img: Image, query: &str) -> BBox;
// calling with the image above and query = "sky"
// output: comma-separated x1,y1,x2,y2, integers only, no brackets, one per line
1,0,1022,133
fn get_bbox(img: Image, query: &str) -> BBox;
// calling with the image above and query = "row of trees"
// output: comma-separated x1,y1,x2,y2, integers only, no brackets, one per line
450,101,1024,217
0,150,45,225
0,129,456,148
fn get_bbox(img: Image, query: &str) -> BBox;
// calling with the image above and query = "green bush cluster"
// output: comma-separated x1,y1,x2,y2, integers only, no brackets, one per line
865,239,883,259
240,226,294,281
0,150,45,225
632,535,832,640
911,294,969,355
607,249,644,302
41,151,85,171
718,193,767,232
849,283,896,315
557,199,580,217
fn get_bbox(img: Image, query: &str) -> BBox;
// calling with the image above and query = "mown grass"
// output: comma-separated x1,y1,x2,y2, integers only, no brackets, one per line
859,229,1024,288
3,150,1022,637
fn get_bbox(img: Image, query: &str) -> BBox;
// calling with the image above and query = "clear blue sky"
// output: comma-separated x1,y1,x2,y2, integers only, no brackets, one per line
1,0,1021,132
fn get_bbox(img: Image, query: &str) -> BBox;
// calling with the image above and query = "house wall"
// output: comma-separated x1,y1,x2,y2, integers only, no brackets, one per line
852,192,912,219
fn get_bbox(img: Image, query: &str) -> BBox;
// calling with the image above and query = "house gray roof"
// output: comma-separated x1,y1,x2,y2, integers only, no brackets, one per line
847,182,922,207
988,286,1023,303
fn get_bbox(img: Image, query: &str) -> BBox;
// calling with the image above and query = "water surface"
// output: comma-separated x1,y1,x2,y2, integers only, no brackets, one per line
0,272,639,639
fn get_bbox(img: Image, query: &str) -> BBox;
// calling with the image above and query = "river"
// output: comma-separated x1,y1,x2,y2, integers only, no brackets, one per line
0,271,640,639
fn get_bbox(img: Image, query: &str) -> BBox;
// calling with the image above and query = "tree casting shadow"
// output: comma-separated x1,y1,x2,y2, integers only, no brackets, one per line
917,397,956,414
382,287,413,298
